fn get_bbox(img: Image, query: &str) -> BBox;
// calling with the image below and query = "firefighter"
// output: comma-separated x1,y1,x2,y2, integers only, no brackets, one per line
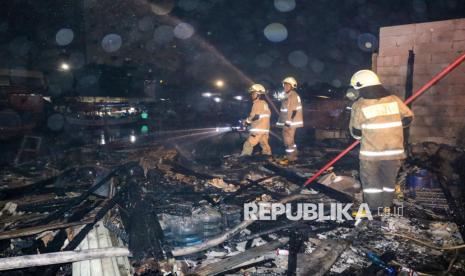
276,77,303,163
240,84,272,157
349,70,413,211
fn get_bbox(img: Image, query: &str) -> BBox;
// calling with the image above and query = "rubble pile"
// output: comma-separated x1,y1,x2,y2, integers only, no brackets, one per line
0,142,464,275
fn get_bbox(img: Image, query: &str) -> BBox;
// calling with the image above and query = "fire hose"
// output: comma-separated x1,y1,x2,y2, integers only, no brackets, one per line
172,53,465,257
304,52,465,187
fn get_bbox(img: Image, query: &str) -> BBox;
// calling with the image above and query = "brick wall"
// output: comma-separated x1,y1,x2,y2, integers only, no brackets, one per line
377,19,465,146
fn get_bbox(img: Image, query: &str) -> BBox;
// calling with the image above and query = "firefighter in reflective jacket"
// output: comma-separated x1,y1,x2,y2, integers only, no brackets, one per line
349,70,413,211
240,84,272,156
277,77,303,162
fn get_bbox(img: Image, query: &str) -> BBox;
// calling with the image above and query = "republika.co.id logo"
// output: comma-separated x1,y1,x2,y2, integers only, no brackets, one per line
243,202,402,221
244,202,403,221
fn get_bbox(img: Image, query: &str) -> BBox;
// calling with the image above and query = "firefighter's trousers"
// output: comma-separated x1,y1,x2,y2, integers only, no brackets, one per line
241,133,271,156
283,127,298,161
360,159,402,211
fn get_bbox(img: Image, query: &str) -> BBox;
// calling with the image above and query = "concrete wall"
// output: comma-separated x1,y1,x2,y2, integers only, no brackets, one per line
377,18,465,146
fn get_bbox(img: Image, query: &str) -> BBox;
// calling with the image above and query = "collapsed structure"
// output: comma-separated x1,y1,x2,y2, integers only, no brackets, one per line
0,134,464,275
1,16,465,276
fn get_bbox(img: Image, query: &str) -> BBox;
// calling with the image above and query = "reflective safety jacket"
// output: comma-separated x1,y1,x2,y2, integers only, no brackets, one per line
349,94,413,160
277,90,303,128
246,99,271,134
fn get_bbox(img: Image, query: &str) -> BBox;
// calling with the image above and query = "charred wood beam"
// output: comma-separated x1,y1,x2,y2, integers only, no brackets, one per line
287,231,304,276
232,221,301,243
35,200,103,254
41,185,129,276
0,213,46,226
0,219,94,241
6,196,100,233
124,176,166,260
437,177,465,239
264,162,354,203
31,162,137,227
0,247,130,271
0,174,60,200
194,237,289,276
17,197,78,213
0,166,97,200
127,201,165,260
232,221,339,244
217,175,277,205
415,150,465,239
167,161,241,185
296,239,347,276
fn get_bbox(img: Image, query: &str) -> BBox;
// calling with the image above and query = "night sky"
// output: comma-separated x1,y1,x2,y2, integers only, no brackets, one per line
1,0,465,97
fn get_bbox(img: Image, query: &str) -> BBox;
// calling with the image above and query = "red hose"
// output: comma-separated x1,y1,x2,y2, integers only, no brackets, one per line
304,52,465,187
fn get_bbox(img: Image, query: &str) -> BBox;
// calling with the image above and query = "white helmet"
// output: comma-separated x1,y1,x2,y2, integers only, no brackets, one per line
282,77,297,88
350,70,381,90
248,83,266,94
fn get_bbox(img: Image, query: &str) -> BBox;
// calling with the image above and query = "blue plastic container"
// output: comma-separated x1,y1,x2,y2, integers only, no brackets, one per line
407,169,433,197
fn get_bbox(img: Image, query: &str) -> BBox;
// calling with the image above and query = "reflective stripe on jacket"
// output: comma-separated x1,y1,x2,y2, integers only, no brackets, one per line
247,99,271,133
349,94,413,160
277,90,303,128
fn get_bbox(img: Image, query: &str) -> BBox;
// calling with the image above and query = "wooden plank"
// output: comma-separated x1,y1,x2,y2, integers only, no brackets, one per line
0,213,47,225
0,247,130,271
76,234,90,276
296,239,348,276
0,218,93,240
96,222,118,276
194,238,289,276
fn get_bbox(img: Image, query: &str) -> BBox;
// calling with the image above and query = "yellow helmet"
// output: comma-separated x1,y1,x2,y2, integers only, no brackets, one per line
282,77,297,88
350,70,381,90
248,83,266,94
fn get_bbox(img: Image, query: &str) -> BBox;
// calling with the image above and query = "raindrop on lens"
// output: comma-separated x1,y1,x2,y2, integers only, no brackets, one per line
56,28,74,46
357,33,377,52
149,0,175,15
174,23,194,39
264,23,288,43
101,34,122,52
274,0,296,12
288,50,308,68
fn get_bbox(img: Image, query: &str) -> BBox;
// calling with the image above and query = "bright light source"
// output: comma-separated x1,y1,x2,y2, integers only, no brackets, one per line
316,95,330,99
60,62,70,71
214,97,222,103
160,80,164,83
234,95,243,101
202,92,212,97
128,107,136,113
215,79,225,88
100,133,106,145
130,134,137,143
141,125,149,134
141,112,149,119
